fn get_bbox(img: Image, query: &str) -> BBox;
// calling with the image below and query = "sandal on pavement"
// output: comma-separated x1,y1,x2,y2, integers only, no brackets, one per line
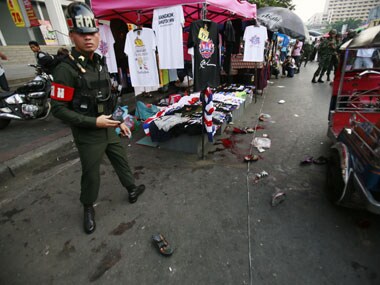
152,233,174,256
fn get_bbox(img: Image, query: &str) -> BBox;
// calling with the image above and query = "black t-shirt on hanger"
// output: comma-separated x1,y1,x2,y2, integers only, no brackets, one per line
188,19,220,92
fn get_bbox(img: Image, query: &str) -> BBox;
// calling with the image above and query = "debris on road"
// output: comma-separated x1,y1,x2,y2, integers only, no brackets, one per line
253,170,269,183
271,191,286,207
259,113,271,121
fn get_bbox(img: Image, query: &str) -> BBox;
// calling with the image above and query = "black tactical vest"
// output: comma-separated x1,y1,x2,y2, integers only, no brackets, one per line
70,56,116,117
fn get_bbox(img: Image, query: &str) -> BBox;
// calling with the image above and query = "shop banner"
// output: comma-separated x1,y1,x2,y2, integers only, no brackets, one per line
20,0,40,27
7,0,26,27
39,20,58,45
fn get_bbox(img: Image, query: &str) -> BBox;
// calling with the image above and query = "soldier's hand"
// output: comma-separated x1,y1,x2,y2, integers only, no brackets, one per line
119,123,132,138
96,115,120,128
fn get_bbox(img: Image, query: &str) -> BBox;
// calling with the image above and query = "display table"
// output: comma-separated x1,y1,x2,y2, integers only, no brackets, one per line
147,95,252,156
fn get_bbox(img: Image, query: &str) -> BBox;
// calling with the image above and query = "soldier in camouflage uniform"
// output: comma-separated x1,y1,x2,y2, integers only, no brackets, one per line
312,29,337,83
300,41,313,67
326,32,342,82
50,2,145,234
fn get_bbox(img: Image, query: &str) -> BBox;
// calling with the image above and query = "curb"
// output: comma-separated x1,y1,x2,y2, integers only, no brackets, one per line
0,135,74,184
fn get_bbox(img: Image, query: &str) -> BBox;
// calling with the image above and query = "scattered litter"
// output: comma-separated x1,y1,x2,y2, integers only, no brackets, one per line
254,170,269,183
262,134,269,138
278,100,286,104
169,267,173,272
271,192,286,206
244,154,259,162
259,113,271,121
277,86,285,88
294,114,299,117
244,127,254,133
257,147,266,153
252,137,271,149
300,156,313,165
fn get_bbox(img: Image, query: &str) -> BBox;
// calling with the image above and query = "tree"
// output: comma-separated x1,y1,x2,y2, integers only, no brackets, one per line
248,0,295,10
327,18,363,33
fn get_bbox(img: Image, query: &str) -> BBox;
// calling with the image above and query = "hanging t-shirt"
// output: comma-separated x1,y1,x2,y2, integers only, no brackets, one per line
152,5,185,69
243,25,268,62
188,20,220,92
96,24,117,73
124,28,160,87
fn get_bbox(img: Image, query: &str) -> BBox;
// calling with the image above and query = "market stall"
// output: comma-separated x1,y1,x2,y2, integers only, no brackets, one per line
92,0,256,25
91,0,258,156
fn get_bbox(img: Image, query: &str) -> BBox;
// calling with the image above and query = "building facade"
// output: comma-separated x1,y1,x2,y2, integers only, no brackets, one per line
322,0,380,24
0,0,85,46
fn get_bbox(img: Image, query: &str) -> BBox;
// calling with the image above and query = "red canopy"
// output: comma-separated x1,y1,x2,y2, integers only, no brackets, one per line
91,0,256,25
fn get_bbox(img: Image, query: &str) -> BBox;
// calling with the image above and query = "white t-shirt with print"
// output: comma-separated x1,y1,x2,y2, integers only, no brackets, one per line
124,28,160,87
96,24,117,73
152,5,185,69
243,25,268,62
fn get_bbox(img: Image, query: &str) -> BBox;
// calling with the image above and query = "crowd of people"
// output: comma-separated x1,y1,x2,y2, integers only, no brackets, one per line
271,28,380,84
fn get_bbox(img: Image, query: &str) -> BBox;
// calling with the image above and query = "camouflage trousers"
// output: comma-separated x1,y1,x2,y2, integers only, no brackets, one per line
313,57,331,78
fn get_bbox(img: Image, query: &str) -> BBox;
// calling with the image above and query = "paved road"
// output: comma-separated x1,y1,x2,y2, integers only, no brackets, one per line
0,63,379,285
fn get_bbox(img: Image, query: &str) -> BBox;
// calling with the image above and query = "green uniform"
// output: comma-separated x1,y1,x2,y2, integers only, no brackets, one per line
51,48,135,205
300,42,312,66
313,38,337,78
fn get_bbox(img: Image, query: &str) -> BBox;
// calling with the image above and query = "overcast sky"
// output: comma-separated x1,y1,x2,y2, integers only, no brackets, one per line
292,0,326,22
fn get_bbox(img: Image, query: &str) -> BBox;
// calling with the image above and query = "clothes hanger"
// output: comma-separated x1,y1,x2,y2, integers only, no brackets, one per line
133,11,143,35
201,4,211,22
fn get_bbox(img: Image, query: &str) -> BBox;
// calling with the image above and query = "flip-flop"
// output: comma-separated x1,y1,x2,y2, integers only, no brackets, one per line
152,233,174,256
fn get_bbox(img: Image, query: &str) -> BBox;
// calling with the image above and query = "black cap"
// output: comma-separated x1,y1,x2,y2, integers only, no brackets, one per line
66,2,99,34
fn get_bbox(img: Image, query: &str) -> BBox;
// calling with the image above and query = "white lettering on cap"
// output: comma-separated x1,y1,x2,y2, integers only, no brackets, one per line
75,15,94,28
84,16,93,28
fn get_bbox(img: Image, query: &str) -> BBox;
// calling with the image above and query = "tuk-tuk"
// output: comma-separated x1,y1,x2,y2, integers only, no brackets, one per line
326,25,380,214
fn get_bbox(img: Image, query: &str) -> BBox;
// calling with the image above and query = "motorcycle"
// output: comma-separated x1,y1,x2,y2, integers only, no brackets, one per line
0,64,52,129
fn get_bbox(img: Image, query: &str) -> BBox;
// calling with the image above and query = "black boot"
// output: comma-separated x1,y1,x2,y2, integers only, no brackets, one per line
317,76,324,83
326,74,330,82
83,204,96,234
311,75,317,83
129,184,146,203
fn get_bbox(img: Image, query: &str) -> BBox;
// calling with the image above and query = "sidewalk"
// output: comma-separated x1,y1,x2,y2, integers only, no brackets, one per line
0,77,176,184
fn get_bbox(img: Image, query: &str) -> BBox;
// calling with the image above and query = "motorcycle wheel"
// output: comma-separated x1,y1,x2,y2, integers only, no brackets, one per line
0,119,11,129
326,149,345,203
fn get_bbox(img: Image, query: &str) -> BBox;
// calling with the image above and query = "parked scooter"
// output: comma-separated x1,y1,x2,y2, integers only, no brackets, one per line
0,64,52,129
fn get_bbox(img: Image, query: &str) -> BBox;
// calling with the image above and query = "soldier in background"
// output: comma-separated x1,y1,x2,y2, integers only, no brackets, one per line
311,29,337,83
326,32,342,82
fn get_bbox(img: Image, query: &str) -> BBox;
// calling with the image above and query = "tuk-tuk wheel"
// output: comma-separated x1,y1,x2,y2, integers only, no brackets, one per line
326,149,345,203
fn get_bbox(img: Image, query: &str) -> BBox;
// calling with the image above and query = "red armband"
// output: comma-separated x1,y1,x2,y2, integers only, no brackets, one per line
50,83,75,102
